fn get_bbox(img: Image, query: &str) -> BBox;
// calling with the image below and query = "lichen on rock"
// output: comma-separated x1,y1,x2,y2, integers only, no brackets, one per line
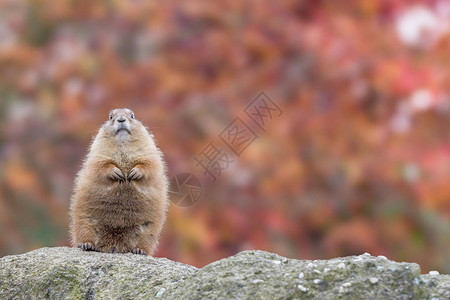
0,247,448,299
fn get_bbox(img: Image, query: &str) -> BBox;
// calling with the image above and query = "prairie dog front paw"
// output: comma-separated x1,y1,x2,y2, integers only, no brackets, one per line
127,167,143,181
107,166,125,182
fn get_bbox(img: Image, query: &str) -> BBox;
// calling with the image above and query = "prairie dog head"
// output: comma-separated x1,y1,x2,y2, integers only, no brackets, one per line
99,108,149,142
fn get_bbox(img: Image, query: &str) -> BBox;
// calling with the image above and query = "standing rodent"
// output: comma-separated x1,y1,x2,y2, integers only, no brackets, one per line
69,108,168,255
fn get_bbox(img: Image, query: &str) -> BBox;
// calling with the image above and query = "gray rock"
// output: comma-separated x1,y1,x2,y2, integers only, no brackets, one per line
0,247,448,299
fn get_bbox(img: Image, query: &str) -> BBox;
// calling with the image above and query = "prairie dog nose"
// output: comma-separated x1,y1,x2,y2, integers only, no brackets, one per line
117,117,126,123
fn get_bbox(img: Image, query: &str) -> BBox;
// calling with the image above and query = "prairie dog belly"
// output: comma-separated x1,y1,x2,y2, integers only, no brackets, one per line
92,184,150,227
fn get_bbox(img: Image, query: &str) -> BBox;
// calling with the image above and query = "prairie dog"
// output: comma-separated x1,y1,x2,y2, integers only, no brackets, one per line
69,108,168,255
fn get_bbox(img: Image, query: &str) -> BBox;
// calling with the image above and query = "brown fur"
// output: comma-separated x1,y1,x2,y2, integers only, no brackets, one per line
69,108,168,255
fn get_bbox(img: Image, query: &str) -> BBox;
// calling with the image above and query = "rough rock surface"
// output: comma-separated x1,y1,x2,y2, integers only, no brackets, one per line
0,247,448,299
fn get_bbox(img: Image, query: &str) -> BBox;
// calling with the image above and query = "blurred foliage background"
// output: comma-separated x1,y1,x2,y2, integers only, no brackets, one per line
0,0,449,273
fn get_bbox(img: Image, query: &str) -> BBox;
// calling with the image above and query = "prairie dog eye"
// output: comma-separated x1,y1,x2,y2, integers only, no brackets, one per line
131,113,135,119
109,114,113,120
